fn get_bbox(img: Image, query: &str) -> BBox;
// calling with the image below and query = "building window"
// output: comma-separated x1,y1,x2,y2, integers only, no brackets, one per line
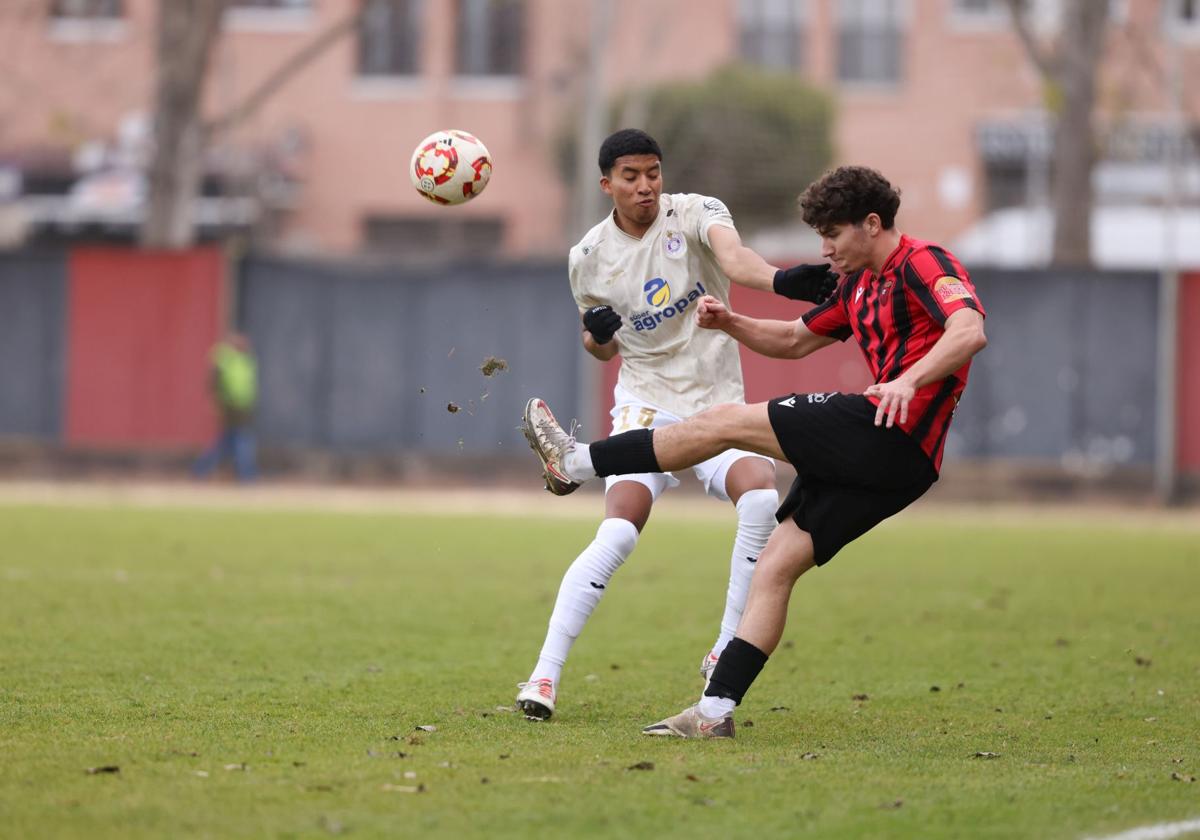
952,0,1125,31
952,0,1015,15
1168,0,1200,20
455,0,524,77
225,0,313,32
228,0,312,7
949,0,1020,25
358,0,422,77
837,0,905,85
363,215,505,257
1164,0,1200,33
50,0,122,17
48,0,125,41
737,0,805,72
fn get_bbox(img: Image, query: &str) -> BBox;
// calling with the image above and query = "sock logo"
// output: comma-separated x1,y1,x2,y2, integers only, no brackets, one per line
590,582,606,590
746,556,757,564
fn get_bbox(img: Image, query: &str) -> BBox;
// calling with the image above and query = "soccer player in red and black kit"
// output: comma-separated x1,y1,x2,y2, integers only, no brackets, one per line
521,165,988,737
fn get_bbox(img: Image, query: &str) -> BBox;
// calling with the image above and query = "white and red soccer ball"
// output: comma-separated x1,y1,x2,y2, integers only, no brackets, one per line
409,129,492,206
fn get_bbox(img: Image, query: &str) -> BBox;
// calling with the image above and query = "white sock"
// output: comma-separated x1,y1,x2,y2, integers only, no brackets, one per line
698,695,737,718
709,488,778,657
530,518,639,684
562,444,595,482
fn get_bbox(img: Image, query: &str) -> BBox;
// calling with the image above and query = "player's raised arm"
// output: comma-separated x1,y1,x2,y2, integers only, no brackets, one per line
706,225,838,304
695,295,836,360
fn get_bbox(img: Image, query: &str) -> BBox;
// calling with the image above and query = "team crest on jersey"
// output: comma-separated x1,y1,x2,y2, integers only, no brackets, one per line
934,276,973,304
663,231,687,259
644,277,672,307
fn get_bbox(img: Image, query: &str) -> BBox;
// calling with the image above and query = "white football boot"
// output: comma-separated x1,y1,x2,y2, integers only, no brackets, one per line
521,398,582,496
641,703,735,739
515,678,556,721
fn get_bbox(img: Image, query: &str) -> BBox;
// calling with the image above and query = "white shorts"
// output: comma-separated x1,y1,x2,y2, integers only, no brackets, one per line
605,384,774,503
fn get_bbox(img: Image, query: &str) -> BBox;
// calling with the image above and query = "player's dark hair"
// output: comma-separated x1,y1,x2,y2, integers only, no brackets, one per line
800,166,901,233
598,129,663,175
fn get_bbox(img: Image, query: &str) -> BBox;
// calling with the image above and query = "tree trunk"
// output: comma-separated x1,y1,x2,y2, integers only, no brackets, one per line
140,2,366,250
1048,0,1108,267
140,0,228,250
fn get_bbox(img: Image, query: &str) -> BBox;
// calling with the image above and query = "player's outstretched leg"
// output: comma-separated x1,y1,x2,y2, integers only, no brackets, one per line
515,517,640,720
522,397,784,491
643,519,817,739
702,478,777,684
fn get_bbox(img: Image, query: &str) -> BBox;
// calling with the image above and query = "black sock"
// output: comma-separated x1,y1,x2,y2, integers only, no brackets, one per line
589,428,661,477
703,637,769,705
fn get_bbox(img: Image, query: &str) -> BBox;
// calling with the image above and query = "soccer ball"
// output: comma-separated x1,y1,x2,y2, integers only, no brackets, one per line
410,129,493,206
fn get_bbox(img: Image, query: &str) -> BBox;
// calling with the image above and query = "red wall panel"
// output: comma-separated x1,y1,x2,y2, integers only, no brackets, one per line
598,285,871,427
731,285,873,403
65,247,224,447
1178,272,1200,472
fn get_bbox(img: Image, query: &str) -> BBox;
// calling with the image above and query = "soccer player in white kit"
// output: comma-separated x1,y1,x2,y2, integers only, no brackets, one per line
515,129,836,720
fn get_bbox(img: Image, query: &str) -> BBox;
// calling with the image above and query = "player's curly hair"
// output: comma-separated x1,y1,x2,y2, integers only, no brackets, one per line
800,166,901,233
598,129,663,174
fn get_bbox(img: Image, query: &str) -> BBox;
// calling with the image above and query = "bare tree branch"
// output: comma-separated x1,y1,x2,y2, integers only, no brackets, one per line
203,6,366,139
1005,0,1056,80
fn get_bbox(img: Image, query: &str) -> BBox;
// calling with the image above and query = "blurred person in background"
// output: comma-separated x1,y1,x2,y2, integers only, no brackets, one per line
514,128,838,721
193,332,258,483
523,165,988,737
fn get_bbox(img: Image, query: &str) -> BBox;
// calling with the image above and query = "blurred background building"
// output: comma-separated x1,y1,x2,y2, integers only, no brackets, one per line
0,0,1197,499
0,0,1196,258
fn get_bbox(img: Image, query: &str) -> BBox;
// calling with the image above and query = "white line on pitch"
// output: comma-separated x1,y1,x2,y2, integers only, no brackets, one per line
1085,818,1200,840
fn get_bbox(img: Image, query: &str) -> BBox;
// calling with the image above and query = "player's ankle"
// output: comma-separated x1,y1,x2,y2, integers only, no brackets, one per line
562,445,594,482
697,696,735,718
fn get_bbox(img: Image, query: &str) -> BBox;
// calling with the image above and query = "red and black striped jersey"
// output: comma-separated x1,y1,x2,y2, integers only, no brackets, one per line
802,235,984,472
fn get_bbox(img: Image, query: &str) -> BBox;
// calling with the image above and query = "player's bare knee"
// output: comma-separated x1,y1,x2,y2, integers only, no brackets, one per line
699,403,749,448
605,481,654,530
757,538,814,587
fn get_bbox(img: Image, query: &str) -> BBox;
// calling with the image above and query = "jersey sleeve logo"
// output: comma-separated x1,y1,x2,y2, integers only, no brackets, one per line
663,231,687,259
933,276,973,304
644,277,672,307
702,198,729,214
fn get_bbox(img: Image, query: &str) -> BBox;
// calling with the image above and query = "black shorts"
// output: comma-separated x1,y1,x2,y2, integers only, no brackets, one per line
766,392,938,566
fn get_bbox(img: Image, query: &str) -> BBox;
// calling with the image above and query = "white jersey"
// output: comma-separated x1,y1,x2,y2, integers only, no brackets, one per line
569,193,746,418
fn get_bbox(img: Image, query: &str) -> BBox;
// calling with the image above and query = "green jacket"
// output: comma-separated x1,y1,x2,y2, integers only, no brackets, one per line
212,343,257,413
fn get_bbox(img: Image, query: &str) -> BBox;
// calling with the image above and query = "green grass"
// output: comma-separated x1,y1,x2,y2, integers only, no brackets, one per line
1,501,1198,839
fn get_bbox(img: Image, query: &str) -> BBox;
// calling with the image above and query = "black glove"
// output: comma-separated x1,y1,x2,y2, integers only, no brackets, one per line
582,305,622,344
773,263,839,304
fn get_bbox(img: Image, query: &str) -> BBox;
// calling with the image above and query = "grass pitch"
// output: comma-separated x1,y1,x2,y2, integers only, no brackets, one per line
1,494,1197,839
